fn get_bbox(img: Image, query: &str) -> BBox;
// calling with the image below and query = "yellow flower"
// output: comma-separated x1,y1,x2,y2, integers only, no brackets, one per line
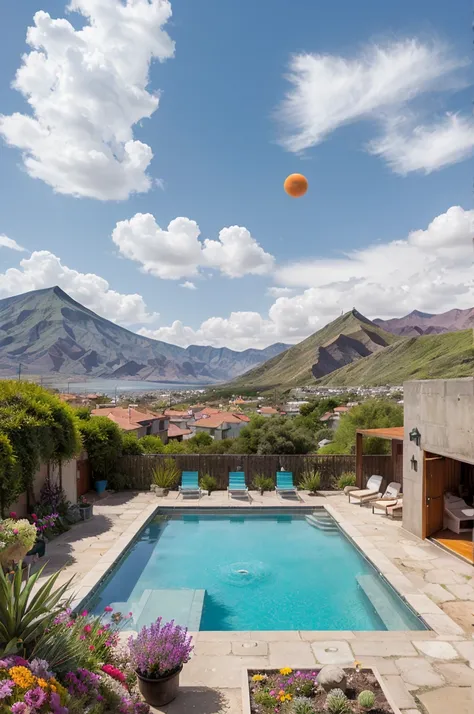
279,667,293,676
37,678,49,689
252,674,266,682
285,694,292,701
354,660,362,671
50,685,57,693
8,666,36,689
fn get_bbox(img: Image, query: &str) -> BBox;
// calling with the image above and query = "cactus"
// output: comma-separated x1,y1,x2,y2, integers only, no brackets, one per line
291,697,314,714
326,688,350,714
358,690,375,710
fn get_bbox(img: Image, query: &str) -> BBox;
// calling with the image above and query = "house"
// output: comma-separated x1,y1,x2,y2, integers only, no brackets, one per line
91,406,169,442
192,411,250,440
257,406,279,417
164,409,193,430
333,405,350,414
283,400,310,415
167,423,192,442
318,438,332,449
320,411,341,430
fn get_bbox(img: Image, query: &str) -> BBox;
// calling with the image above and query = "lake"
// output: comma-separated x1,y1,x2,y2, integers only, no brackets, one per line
48,379,210,396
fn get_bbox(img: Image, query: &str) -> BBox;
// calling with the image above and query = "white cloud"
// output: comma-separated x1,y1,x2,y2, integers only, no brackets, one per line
0,251,157,325
0,235,26,252
139,206,474,349
180,281,197,290
276,38,471,173
112,213,275,280
369,113,474,174
267,286,295,297
0,0,175,200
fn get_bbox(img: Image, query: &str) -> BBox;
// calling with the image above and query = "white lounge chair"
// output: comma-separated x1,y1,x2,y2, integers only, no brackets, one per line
444,492,474,534
371,482,402,515
348,475,383,505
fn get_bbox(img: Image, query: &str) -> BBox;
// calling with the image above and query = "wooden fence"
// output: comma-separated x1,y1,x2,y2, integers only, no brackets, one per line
118,453,392,490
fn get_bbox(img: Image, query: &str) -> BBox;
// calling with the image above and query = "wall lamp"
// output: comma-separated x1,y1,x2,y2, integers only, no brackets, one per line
410,455,418,472
409,427,421,447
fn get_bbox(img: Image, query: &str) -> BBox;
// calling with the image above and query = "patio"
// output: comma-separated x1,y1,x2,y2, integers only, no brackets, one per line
37,490,474,714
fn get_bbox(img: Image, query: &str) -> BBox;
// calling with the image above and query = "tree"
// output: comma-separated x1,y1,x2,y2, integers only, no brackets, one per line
234,415,315,454
314,427,333,444
78,416,123,480
319,399,403,455
163,440,188,454
75,406,91,421
139,435,164,454
0,433,17,516
186,432,213,452
122,433,145,455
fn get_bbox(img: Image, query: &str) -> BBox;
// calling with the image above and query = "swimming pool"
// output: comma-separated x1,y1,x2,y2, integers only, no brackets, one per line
86,508,427,632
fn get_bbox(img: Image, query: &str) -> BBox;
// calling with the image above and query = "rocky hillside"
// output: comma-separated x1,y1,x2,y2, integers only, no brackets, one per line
374,307,474,336
0,287,289,383
227,309,397,390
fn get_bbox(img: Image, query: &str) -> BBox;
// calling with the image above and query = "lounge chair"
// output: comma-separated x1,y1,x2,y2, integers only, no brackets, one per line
444,492,474,534
348,475,383,505
178,471,202,498
387,502,403,519
227,472,249,499
276,471,298,498
371,482,403,515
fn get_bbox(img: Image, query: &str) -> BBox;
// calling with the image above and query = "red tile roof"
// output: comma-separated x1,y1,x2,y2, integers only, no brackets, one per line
334,406,350,413
164,409,191,418
91,407,167,432
259,406,279,414
193,411,250,429
168,423,192,438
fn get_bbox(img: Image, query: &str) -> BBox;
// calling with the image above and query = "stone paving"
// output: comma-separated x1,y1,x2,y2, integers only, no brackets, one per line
37,490,474,713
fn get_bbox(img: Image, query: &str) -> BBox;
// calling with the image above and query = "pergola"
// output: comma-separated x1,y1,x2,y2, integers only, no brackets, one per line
355,426,404,488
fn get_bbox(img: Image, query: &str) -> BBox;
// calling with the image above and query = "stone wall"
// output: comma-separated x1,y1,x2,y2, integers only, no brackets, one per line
403,378,474,538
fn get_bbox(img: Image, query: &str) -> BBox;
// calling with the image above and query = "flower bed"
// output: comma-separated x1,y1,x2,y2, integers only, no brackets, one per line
244,667,401,714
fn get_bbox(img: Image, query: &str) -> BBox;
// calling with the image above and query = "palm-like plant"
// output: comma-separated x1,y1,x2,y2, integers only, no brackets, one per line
0,562,73,657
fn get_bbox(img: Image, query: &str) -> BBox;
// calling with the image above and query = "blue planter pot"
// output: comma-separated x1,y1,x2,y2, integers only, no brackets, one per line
94,480,108,494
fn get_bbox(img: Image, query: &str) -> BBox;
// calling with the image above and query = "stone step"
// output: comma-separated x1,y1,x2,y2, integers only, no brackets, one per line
305,514,338,531
356,574,410,630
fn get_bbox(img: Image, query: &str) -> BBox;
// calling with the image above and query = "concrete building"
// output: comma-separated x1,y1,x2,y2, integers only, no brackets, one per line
192,412,250,440
91,406,169,442
403,378,474,546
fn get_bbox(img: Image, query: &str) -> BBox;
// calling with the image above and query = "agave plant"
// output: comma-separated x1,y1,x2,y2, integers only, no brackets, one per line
0,561,74,657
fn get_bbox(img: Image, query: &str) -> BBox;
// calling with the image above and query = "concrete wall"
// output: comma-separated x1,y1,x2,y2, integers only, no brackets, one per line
8,459,80,518
403,378,474,538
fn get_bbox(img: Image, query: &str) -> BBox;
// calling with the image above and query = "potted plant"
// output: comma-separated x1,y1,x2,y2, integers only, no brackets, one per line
200,473,217,496
78,495,94,520
252,474,275,496
151,459,179,497
128,617,193,706
25,512,59,560
298,470,321,495
0,515,37,569
94,478,108,494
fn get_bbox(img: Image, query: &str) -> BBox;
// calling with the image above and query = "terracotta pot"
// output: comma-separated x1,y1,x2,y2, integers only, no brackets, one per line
0,542,30,567
136,666,182,707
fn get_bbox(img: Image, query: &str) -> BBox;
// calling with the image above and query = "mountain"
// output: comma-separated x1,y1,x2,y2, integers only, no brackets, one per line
374,307,474,336
0,287,289,383
226,309,397,390
318,329,474,386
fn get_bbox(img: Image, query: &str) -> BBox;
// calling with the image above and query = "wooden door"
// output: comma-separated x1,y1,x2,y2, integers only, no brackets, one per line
425,453,445,537
77,459,91,498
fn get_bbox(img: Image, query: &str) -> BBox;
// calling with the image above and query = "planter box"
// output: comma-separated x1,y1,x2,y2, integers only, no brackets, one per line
79,504,93,521
243,667,402,714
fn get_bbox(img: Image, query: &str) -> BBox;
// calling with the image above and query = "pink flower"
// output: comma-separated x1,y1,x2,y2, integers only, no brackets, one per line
89,645,95,651
79,635,86,641
31,513,38,521
9,511,17,519
128,612,133,618
97,629,104,636
80,610,88,617
13,529,19,535
83,624,92,634
104,606,113,613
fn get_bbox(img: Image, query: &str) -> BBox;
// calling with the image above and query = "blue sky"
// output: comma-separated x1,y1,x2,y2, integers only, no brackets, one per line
0,0,473,350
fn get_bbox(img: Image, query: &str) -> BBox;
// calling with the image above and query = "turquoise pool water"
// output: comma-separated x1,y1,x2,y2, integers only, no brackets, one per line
87,509,426,631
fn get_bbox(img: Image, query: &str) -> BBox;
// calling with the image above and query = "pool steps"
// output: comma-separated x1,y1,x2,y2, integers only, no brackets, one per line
357,574,410,630
305,513,338,532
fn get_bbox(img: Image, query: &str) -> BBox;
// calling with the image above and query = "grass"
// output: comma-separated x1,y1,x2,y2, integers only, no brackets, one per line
319,329,474,386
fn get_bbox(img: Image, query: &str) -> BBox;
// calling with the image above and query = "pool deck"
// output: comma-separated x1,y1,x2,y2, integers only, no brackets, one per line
37,490,474,714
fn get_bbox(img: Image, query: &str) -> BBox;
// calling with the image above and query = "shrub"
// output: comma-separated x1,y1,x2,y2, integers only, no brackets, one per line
139,435,164,454
291,697,314,714
326,689,350,714
253,690,277,710
252,474,274,494
78,416,123,480
152,459,180,489
163,440,187,454
200,474,217,494
298,470,321,493
358,690,376,710
75,406,91,420
122,433,145,455
336,472,356,490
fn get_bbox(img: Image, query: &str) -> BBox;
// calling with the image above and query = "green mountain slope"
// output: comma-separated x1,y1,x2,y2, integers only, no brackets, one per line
227,309,397,390
319,329,474,386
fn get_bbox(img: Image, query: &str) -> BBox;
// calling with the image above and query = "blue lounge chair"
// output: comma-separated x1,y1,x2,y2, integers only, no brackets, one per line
227,472,249,499
276,471,298,498
179,471,202,498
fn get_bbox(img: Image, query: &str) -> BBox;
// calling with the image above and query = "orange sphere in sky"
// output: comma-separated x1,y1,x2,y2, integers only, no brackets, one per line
284,173,308,197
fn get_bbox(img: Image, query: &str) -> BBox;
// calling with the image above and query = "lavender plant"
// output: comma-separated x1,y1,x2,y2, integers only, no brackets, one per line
128,618,193,679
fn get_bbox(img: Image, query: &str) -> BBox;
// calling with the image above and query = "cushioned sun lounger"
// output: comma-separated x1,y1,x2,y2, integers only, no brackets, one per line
444,492,474,534
276,471,297,497
178,471,202,498
227,472,249,499
348,475,383,505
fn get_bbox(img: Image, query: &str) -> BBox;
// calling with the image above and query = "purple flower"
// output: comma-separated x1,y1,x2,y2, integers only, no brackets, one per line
128,618,193,678
29,658,53,679
11,704,27,714
24,687,47,708
50,691,68,714
0,659,8,668
0,680,14,699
